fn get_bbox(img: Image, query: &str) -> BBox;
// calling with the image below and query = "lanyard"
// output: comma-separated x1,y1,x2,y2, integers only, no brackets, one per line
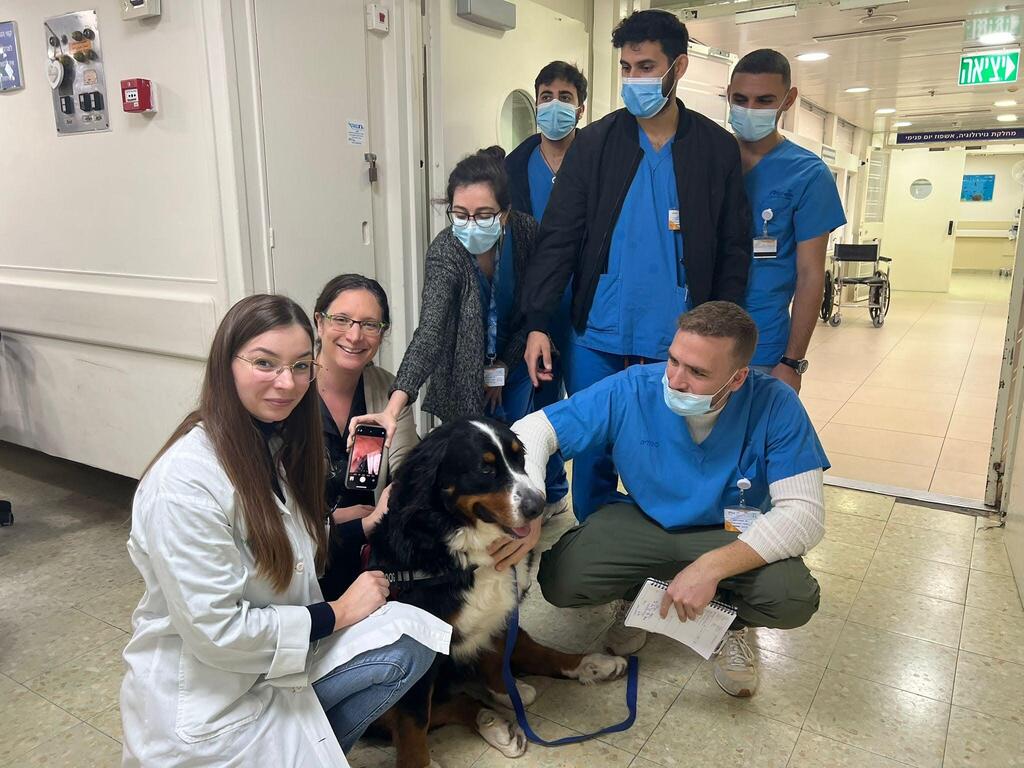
483,234,504,363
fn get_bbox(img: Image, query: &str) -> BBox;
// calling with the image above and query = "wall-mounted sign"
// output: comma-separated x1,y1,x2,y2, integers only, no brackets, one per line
0,21,23,92
896,127,1024,144
964,13,1021,44
959,48,1020,86
961,174,996,201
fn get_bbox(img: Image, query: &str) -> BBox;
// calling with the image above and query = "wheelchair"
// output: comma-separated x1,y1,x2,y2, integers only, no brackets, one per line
820,243,891,328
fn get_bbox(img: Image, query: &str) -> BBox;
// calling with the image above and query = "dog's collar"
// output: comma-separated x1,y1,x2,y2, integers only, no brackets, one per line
383,565,478,590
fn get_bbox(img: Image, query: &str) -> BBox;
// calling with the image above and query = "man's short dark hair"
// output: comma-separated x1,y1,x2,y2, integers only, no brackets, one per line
611,10,689,64
676,301,758,366
732,48,792,90
535,61,588,105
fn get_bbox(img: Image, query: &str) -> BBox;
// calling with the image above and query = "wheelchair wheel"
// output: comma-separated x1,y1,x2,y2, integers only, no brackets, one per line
820,271,834,322
869,274,890,328
828,313,842,327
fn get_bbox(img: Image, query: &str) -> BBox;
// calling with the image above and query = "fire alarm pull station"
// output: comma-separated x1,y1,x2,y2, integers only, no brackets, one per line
121,78,156,113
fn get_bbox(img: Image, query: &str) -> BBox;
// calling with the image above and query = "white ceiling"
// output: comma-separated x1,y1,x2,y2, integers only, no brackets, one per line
653,0,1024,133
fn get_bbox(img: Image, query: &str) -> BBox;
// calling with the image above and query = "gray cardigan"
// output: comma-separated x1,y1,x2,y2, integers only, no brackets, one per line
392,211,538,422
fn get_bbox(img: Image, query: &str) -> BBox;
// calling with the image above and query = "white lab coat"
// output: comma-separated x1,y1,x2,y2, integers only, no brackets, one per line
120,426,451,767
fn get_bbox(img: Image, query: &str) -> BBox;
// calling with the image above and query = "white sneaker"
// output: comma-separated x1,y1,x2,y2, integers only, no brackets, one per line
711,628,758,697
603,599,647,655
542,496,570,521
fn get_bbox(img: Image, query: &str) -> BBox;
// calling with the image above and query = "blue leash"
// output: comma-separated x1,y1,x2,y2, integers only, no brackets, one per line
501,570,640,746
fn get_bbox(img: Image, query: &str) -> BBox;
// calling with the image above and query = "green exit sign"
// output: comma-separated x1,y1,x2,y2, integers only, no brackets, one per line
959,48,1020,86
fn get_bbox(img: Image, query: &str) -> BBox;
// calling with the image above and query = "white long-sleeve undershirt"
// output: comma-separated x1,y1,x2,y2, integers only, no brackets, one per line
511,410,825,564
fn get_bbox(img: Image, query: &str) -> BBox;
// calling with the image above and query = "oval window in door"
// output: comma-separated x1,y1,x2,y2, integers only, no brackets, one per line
909,178,933,200
499,90,536,152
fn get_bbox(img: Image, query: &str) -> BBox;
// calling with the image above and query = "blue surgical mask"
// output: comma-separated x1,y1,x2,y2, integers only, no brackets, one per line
662,370,737,417
536,101,578,141
621,59,678,119
453,218,503,255
728,104,780,142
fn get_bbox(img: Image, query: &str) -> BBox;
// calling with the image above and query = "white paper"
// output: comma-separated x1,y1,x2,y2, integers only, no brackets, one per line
346,119,367,146
624,579,735,659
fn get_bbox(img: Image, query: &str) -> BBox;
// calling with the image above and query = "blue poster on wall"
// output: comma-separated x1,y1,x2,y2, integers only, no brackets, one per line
961,174,996,202
0,21,22,92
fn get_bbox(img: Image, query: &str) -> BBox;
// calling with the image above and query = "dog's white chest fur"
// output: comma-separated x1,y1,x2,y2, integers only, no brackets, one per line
446,524,529,662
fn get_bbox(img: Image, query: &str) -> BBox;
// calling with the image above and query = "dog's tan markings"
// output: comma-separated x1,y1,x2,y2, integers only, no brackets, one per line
510,440,522,453
455,491,516,520
483,451,496,463
443,485,456,495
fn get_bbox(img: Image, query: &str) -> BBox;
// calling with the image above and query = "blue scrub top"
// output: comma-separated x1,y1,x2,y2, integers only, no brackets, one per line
544,365,829,527
744,140,847,367
528,145,555,221
576,128,688,360
474,231,517,359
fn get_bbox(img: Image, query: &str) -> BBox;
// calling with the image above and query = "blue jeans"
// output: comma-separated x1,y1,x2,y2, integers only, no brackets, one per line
313,635,435,752
487,361,569,504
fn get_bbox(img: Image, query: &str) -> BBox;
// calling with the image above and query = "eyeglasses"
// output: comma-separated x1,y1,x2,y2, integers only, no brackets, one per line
318,312,389,337
235,355,320,382
447,209,501,228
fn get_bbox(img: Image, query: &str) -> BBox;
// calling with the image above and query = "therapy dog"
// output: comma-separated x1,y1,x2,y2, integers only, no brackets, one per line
367,417,627,767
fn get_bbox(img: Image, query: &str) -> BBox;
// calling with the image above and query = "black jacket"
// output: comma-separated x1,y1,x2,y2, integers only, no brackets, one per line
506,133,543,216
521,101,752,334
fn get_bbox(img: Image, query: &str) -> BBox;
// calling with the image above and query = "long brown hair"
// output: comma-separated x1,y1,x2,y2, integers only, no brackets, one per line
148,294,327,591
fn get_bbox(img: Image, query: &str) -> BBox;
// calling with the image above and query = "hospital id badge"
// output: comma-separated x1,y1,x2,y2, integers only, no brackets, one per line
753,237,777,259
724,505,760,533
668,209,680,231
483,365,506,387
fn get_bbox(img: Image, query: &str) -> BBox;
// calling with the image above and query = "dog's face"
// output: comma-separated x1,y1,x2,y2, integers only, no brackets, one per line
436,419,546,539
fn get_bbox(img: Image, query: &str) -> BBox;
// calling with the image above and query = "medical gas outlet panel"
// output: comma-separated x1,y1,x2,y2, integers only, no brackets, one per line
45,10,110,135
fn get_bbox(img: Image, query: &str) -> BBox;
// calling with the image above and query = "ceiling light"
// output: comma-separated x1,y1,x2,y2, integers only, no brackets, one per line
813,19,964,43
980,31,1017,46
838,0,908,8
997,113,1019,121
995,99,1018,107
735,4,796,24
876,107,896,114
845,86,871,93
796,52,830,62
892,121,913,128
884,35,909,42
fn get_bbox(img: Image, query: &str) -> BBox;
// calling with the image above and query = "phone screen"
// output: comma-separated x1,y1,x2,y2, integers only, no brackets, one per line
346,428,386,490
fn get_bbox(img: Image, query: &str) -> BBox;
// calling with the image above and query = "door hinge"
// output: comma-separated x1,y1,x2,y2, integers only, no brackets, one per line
268,227,276,249
365,152,379,183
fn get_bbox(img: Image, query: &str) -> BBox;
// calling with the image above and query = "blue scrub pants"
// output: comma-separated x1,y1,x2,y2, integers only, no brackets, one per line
563,339,662,520
487,361,569,504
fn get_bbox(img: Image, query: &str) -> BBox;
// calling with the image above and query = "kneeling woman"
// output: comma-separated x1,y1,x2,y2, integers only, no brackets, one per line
120,294,446,767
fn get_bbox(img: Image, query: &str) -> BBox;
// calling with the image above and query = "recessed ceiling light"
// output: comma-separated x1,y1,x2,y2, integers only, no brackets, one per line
995,99,1018,107
845,86,871,93
796,52,830,62
997,113,1019,122
980,31,1017,45
875,107,896,114
893,121,913,128
884,35,909,42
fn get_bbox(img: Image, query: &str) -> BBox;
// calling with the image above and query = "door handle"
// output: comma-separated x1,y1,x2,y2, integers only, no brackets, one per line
364,153,378,183
947,220,954,236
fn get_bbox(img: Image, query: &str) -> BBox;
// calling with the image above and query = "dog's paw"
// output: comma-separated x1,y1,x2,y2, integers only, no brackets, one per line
488,678,537,708
572,653,628,685
476,708,527,757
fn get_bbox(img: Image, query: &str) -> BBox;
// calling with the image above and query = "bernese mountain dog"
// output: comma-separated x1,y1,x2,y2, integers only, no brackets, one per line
367,417,627,767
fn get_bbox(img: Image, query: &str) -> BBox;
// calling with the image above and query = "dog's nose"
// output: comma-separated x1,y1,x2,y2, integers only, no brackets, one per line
515,485,546,520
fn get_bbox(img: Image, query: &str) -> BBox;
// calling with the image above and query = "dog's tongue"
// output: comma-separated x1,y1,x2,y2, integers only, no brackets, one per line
512,525,532,538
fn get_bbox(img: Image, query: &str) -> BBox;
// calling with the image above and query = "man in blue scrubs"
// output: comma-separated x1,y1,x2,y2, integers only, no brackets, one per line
512,302,826,697
729,49,846,391
519,11,751,522
502,61,589,516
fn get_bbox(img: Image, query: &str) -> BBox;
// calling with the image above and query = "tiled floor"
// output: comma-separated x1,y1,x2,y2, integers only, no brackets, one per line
805,273,1013,501
2,446,1023,767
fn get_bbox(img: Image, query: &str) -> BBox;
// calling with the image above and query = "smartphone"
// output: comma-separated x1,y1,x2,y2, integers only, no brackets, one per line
345,424,387,491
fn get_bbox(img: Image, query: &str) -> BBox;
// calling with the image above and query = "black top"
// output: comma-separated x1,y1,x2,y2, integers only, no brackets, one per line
520,100,752,334
319,378,374,602
506,132,543,215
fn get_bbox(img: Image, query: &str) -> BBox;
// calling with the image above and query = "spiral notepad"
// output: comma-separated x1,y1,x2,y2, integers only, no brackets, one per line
624,578,737,659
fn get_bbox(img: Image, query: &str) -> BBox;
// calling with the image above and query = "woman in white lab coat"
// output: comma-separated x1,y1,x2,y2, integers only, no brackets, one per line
120,294,449,767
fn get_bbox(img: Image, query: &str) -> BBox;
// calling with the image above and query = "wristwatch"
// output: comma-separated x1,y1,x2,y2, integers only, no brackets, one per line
780,356,809,375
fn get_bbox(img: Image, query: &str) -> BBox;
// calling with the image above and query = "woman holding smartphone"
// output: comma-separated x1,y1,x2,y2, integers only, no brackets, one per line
313,274,418,600
121,294,446,766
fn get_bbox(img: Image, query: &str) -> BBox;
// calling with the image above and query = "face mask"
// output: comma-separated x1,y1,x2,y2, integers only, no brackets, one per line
621,58,680,119
728,104,781,142
662,370,737,417
536,101,579,141
453,218,503,255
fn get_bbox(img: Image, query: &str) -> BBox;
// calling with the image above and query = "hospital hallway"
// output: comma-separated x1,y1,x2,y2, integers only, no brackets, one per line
1,447,1022,767
805,273,1011,503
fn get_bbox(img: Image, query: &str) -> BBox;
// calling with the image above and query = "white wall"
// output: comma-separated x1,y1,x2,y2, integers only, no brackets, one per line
0,1,242,477
959,154,1024,222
